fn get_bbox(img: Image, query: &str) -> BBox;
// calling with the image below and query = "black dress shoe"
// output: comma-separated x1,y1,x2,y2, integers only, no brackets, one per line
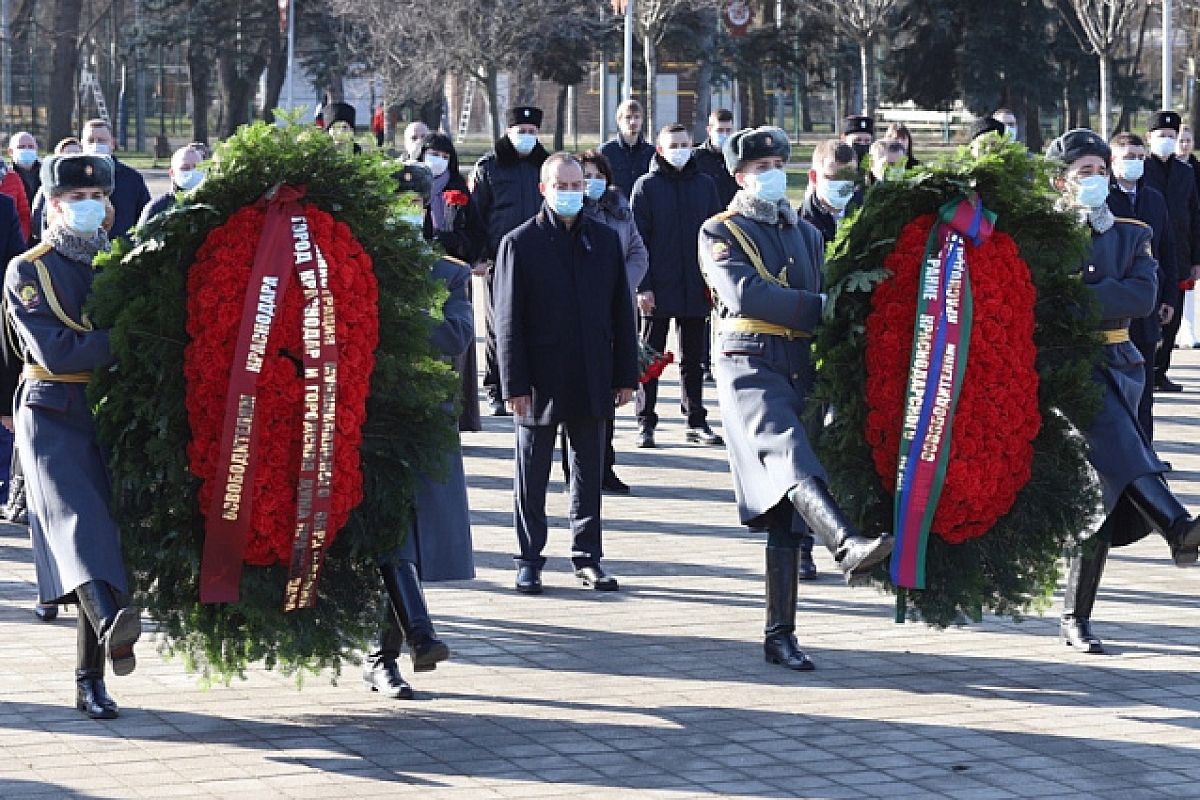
488,399,512,416
637,428,655,448
764,633,815,671
798,536,818,581
686,424,724,446
362,655,414,699
602,472,631,495
515,564,543,594
409,635,451,672
702,369,715,384
1156,377,1184,393
34,603,58,622
574,564,619,591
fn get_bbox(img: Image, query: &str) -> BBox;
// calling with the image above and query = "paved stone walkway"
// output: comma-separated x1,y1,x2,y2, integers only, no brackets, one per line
2,337,1200,799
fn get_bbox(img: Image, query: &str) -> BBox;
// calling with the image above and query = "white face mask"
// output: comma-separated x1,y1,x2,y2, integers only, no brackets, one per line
1150,135,1176,159
424,154,449,177
175,168,205,191
1117,158,1144,182
1074,174,1110,208
745,169,788,203
664,148,692,169
820,179,855,211
85,142,111,156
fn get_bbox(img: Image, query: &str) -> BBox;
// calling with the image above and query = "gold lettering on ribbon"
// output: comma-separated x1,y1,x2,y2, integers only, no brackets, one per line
245,276,281,373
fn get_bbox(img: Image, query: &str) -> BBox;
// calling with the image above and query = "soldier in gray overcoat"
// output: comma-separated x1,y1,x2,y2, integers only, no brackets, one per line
363,163,474,700
1045,130,1200,655
4,154,141,718
697,127,893,672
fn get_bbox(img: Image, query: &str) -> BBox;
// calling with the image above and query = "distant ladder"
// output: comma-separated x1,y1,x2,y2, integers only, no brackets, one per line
456,77,477,143
79,68,111,125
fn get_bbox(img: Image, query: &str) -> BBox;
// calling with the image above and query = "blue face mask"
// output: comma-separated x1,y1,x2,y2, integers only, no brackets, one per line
511,132,538,155
13,149,37,167
713,133,730,149
175,169,205,191
585,178,607,200
549,189,584,217
747,168,788,203
1075,174,1110,208
62,198,106,235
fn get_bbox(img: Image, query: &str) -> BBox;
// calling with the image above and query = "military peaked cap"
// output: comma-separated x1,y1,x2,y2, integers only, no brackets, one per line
1046,128,1111,165
508,106,543,128
842,115,874,135
40,154,114,195
395,161,432,200
969,116,1007,142
723,126,791,174
1148,110,1181,133
326,102,356,130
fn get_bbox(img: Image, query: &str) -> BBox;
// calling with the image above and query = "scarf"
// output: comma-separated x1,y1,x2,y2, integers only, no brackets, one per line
1056,197,1114,235
728,190,799,226
428,170,451,232
43,223,110,265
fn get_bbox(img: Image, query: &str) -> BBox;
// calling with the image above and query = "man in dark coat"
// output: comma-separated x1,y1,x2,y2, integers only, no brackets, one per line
470,105,549,416
1142,110,1200,392
600,98,656,198
493,153,638,595
1045,129,1200,656
80,119,150,242
631,123,723,447
1107,132,1175,440
692,108,739,208
699,126,893,671
8,132,41,207
800,139,862,245
136,145,204,230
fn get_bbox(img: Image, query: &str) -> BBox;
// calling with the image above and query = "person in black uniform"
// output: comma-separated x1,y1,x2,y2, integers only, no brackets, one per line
699,127,893,670
5,154,142,717
693,108,739,208
1143,110,1200,393
1107,132,1175,441
1045,129,1200,655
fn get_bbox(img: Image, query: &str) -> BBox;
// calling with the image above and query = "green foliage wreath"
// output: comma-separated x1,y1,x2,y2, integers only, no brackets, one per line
813,142,1105,626
87,121,458,683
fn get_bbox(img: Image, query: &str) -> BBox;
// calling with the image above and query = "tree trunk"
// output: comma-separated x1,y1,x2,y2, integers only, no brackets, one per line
643,32,657,135
749,70,768,129
1024,98,1043,153
553,83,568,151
859,37,874,116
1098,52,1110,140
187,41,211,143
261,43,287,123
691,11,717,141
218,49,269,137
485,69,502,143
798,68,812,133
48,0,83,144
327,70,345,103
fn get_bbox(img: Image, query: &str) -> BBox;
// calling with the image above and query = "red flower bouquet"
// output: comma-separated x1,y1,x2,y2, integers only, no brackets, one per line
638,339,675,383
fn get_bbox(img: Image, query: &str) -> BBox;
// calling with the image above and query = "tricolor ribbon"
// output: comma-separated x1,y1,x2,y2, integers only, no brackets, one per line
890,195,994,591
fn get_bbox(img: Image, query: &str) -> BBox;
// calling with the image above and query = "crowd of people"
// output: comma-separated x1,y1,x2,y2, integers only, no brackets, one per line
6,98,1200,718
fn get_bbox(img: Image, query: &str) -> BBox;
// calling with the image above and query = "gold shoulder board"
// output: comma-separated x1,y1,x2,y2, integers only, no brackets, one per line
440,255,469,267
1113,217,1150,229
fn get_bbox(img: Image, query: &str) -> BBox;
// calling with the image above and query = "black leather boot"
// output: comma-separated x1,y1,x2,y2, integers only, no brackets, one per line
790,478,893,583
381,561,449,672
763,546,815,671
362,619,413,699
1060,540,1109,654
76,612,118,718
75,581,141,676
1125,475,1200,566
798,534,817,581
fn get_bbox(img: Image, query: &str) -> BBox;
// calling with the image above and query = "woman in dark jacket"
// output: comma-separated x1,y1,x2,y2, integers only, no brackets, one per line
884,122,920,169
417,132,486,432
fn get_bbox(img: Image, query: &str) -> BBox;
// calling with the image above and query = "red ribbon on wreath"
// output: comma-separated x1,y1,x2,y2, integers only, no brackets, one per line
186,185,378,609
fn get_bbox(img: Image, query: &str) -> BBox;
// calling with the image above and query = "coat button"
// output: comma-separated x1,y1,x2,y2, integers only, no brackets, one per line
787,257,795,264
791,373,799,380
1087,265,1095,272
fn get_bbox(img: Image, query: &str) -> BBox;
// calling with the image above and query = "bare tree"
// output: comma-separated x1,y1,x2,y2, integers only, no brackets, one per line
636,0,722,133
1058,0,1143,139
799,0,901,117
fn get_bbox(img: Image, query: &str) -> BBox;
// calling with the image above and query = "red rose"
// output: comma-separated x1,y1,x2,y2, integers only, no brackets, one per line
443,189,469,207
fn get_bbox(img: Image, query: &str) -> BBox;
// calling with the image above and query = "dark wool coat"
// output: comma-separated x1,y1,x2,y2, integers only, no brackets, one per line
630,155,722,319
5,240,125,602
494,206,638,426
1107,182,1175,348
692,142,739,208
600,135,655,198
109,158,151,241
469,136,549,259
698,206,827,525
1142,154,1200,283
0,194,26,414
1079,220,1170,547
394,256,475,581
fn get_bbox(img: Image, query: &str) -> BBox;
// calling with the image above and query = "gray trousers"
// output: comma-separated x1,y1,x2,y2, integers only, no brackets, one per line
514,418,606,569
